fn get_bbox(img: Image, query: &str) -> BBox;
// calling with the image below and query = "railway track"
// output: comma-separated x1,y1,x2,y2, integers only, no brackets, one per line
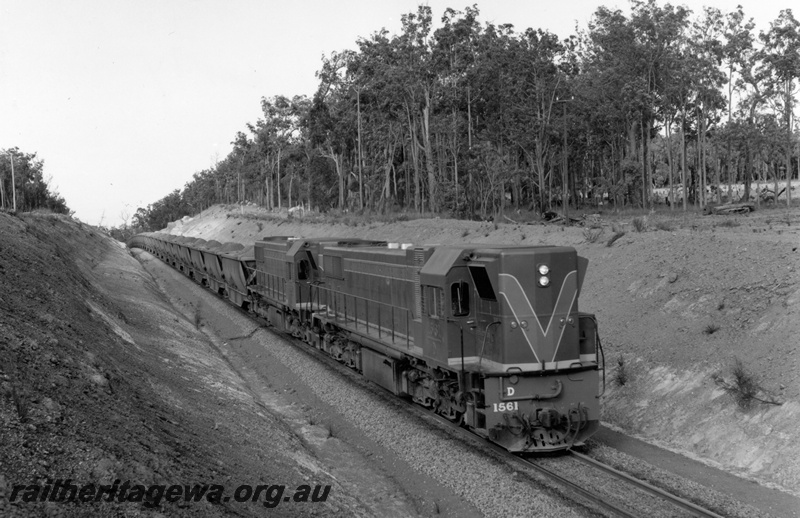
563,450,725,517
413,404,726,517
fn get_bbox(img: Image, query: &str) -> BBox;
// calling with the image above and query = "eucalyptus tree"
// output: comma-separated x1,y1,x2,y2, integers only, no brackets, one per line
580,6,645,207
395,6,438,212
631,0,692,208
309,50,360,210
760,9,800,206
509,27,572,212
580,1,691,208
728,17,770,203
430,6,481,212
689,7,727,207
249,95,309,210
348,38,408,211
721,6,756,200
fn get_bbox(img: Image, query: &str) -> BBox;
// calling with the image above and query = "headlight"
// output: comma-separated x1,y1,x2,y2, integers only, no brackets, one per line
538,264,549,275
539,275,550,287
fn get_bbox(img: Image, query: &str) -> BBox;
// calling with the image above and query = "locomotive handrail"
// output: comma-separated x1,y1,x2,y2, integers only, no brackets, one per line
476,321,502,373
249,267,287,303
595,317,606,398
302,283,412,348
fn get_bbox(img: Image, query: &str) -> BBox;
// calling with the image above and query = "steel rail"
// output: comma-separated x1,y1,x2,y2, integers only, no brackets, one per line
566,450,726,518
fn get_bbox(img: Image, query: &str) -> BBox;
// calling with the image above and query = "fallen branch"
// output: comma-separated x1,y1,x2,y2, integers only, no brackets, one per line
542,211,584,225
704,202,755,215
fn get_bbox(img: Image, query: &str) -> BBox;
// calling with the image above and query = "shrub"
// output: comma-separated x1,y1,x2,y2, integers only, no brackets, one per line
712,357,782,409
703,323,720,335
583,227,604,243
613,356,628,386
654,220,674,231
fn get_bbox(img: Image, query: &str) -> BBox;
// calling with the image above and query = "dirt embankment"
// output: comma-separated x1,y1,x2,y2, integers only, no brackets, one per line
0,212,364,517
166,204,800,496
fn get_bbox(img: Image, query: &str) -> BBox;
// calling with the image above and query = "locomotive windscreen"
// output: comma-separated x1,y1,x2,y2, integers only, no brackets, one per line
468,266,496,300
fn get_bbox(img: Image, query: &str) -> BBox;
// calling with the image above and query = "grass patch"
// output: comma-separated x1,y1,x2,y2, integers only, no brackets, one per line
654,220,675,231
716,219,740,227
712,357,782,409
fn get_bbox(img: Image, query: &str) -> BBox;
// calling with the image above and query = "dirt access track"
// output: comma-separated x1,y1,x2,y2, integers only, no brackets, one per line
163,203,800,497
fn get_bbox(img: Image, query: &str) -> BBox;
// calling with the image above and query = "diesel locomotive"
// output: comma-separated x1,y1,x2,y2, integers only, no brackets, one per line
129,232,603,452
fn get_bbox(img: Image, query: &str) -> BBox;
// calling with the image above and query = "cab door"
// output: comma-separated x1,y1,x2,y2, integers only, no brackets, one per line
446,267,477,366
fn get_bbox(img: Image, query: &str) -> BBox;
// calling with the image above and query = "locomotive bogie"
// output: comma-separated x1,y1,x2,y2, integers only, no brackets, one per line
481,372,600,452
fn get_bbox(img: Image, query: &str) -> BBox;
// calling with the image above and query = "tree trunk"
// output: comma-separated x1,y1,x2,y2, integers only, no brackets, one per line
786,79,793,208
276,148,282,210
406,105,421,211
641,113,649,209
357,88,364,211
774,161,779,205
666,118,674,209
681,107,687,211
422,88,436,213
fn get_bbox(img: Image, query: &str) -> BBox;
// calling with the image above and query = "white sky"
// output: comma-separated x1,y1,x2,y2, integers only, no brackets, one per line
0,0,788,226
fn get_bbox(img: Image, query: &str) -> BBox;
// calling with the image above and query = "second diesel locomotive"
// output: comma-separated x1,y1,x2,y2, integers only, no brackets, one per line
130,232,603,452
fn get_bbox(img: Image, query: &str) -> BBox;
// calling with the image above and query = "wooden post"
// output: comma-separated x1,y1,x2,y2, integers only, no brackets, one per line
9,151,16,211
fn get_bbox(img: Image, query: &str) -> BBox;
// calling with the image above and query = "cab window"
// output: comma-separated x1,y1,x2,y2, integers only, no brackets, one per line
297,259,310,280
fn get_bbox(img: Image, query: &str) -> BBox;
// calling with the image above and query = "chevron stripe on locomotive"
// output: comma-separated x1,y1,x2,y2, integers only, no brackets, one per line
130,232,602,452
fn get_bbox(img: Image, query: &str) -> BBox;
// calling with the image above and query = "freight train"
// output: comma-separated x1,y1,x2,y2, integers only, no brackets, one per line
129,232,604,452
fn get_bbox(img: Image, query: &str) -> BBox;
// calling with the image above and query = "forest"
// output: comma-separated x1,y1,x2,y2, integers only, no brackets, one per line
133,1,798,231
0,148,71,215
